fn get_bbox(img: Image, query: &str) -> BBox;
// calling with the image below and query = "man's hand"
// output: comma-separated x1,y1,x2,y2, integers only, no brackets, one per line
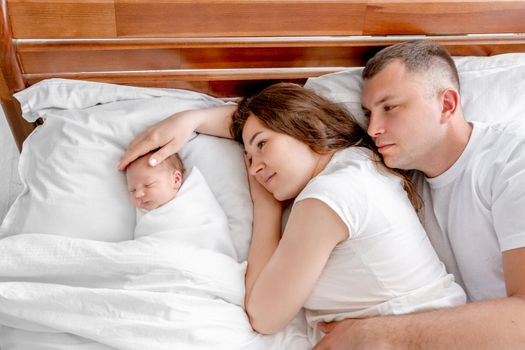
314,318,399,350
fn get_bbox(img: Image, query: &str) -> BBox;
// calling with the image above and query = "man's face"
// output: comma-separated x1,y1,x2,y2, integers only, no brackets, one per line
361,61,445,172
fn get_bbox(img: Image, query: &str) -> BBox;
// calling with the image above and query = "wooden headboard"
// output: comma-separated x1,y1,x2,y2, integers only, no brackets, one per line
2,0,525,151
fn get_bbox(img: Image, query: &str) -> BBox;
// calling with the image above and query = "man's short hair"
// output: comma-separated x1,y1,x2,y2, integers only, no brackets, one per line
363,40,460,96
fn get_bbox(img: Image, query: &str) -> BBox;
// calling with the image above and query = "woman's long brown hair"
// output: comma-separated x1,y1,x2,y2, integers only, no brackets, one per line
230,83,421,209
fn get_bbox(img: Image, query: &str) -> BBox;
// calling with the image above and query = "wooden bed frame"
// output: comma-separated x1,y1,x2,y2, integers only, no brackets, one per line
2,0,525,151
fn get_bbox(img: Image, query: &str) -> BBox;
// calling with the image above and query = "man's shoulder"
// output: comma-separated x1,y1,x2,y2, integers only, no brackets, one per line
474,120,525,141
471,121,525,157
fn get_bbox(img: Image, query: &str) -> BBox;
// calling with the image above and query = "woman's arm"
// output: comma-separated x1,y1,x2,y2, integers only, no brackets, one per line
244,179,348,334
118,105,236,170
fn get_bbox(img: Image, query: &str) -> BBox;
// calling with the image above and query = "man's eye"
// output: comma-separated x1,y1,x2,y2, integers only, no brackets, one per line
363,111,371,118
384,105,397,112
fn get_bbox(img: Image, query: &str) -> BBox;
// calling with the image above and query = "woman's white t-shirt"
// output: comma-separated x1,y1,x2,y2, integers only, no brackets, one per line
295,147,465,343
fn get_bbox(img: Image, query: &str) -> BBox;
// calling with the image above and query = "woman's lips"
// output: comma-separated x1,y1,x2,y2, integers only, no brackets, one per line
265,173,276,185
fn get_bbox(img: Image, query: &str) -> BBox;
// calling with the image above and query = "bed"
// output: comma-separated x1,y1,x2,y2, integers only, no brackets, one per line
1,1,525,349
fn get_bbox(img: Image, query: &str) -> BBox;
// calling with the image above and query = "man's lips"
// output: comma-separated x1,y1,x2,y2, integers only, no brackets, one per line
376,143,394,153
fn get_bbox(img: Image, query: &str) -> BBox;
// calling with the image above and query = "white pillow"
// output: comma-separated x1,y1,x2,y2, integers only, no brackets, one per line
0,79,252,262
305,53,525,125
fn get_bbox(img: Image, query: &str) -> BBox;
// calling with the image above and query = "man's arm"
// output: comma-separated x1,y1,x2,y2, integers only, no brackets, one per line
314,247,525,350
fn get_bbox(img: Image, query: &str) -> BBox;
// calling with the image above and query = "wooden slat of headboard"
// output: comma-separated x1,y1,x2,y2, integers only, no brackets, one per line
364,1,525,35
115,1,366,38
8,1,525,39
8,0,116,38
18,46,371,74
16,35,525,83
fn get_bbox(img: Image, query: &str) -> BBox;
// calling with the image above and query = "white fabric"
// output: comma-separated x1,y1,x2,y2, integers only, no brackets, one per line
296,147,466,344
134,167,237,260
0,233,310,350
415,121,525,302
305,53,525,126
304,53,525,304
0,79,252,261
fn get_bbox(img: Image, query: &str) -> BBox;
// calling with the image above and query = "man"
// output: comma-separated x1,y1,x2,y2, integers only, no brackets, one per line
314,40,525,349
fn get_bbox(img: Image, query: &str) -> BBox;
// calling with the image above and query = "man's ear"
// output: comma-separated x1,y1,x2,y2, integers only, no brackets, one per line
172,170,183,190
440,88,460,124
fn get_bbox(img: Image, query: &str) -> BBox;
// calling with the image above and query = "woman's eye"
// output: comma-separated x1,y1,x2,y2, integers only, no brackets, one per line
257,140,266,149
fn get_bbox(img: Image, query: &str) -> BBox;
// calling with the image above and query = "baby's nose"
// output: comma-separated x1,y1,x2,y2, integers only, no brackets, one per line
135,190,145,198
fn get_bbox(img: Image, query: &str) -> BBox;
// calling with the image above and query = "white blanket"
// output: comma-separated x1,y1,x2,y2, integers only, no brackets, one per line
0,233,310,349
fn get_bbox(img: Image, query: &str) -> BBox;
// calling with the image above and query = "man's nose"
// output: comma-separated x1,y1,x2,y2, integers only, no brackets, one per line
367,113,385,138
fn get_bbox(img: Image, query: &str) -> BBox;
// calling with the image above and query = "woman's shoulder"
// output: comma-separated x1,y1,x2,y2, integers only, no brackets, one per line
296,148,372,204
315,147,385,185
297,146,404,207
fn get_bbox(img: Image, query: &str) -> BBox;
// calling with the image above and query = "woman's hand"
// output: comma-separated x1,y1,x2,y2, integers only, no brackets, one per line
118,112,198,171
244,157,284,212
118,105,237,171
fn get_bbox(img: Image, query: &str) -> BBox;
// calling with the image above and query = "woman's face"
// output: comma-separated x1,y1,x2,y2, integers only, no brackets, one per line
242,114,325,201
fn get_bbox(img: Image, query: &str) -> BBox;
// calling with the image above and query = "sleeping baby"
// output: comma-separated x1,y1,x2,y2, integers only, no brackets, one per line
126,151,186,211
125,151,237,259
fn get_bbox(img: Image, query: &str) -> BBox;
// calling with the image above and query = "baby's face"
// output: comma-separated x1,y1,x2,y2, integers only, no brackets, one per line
126,158,182,210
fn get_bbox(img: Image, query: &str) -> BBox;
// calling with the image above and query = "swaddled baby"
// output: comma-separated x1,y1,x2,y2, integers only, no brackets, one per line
125,151,237,259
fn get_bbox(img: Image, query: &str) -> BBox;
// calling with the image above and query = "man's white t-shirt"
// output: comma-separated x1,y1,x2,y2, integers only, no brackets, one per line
416,121,525,302
296,147,465,344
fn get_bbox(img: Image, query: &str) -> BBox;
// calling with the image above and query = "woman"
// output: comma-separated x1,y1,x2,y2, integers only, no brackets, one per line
119,83,465,344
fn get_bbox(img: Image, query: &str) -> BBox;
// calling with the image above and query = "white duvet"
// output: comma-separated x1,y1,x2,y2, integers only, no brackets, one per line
0,233,309,349
0,169,309,349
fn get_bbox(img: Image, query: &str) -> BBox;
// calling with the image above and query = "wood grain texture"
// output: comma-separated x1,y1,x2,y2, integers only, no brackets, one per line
364,1,525,35
114,1,366,37
18,46,373,74
7,1,525,39
8,0,116,38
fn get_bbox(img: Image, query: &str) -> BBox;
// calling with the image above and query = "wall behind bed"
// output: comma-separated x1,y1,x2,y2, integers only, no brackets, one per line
0,108,22,225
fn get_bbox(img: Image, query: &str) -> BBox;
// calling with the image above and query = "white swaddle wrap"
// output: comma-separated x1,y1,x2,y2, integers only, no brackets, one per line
134,166,237,260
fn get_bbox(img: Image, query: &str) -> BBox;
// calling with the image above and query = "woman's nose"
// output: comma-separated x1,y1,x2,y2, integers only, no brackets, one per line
248,157,264,176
